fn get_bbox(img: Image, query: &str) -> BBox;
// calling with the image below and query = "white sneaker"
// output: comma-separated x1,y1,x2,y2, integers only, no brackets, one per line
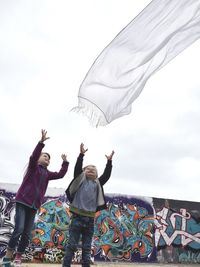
13,259,21,267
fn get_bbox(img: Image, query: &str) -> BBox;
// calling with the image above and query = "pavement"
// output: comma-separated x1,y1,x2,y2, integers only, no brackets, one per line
0,261,198,267
18,263,198,267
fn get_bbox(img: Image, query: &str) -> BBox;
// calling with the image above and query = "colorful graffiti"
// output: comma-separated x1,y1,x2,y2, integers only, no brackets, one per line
31,198,156,263
0,190,15,255
32,199,70,250
154,199,200,263
179,251,200,264
93,202,155,262
0,184,199,264
155,206,200,249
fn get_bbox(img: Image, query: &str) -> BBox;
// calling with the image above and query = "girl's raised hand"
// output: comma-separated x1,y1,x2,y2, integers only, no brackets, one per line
61,154,67,162
40,129,50,143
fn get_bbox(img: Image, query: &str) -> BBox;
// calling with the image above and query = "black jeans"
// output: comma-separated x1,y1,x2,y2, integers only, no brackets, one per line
63,213,94,267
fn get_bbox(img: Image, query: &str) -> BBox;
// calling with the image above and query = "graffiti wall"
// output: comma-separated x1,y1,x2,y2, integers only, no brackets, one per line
0,183,199,264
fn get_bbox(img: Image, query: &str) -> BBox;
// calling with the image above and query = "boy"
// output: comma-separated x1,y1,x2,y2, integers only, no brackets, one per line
63,143,114,267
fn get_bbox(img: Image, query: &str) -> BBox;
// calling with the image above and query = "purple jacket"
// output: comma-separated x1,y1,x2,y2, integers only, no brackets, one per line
15,141,69,209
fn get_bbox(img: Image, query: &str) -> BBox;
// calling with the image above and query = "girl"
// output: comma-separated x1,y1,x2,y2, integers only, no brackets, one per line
2,129,69,267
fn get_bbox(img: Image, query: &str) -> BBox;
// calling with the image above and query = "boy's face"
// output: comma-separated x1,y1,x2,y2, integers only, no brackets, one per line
38,153,50,167
84,165,97,180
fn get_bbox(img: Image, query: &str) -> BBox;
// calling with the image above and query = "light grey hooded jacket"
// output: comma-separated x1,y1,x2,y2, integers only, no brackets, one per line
66,153,112,211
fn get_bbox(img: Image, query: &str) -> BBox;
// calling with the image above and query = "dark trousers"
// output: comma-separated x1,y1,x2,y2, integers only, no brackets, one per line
63,213,94,267
8,202,36,254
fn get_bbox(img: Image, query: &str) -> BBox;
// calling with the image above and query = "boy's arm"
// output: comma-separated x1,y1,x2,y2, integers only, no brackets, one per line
74,143,88,178
98,160,112,185
74,153,84,178
99,150,114,185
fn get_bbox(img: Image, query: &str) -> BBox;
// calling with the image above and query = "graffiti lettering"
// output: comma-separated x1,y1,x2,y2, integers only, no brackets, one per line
179,251,200,264
155,207,200,249
0,192,15,245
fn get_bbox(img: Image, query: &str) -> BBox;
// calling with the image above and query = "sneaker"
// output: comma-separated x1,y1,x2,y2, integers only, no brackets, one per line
13,259,21,267
1,257,12,267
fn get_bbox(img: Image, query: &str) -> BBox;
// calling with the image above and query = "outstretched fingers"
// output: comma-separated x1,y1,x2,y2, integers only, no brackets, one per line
40,129,50,142
61,154,67,161
105,150,115,160
80,143,88,154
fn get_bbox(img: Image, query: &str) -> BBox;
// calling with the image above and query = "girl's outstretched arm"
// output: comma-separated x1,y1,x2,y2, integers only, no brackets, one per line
29,129,50,168
61,154,67,162
48,154,69,180
40,129,50,143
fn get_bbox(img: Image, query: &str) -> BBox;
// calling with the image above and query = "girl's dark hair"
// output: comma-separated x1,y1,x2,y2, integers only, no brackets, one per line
22,152,51,178
42,152,51,160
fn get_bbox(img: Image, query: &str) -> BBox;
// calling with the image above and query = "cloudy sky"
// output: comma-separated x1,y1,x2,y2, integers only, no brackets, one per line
0,0,200,202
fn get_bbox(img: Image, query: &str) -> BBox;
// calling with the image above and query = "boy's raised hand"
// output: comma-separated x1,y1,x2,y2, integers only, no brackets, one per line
80,143,88,155
40,129,50,143
105,150,115,161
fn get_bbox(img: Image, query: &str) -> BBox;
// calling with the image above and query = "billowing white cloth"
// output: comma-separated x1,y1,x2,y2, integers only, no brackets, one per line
73,0,200,126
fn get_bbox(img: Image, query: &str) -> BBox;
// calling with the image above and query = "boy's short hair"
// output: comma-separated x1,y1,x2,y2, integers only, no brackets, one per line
83,164,96,170
83,165,98,176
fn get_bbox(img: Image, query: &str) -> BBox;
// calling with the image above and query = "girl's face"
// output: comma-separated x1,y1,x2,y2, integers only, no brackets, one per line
84,165,97,180
38,153,50,167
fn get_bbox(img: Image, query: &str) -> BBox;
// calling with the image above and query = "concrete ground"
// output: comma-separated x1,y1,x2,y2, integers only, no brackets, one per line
0,260,198,267
18,263,198,267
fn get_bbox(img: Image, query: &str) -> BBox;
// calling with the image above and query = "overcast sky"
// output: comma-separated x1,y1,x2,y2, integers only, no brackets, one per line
0,0,200,202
